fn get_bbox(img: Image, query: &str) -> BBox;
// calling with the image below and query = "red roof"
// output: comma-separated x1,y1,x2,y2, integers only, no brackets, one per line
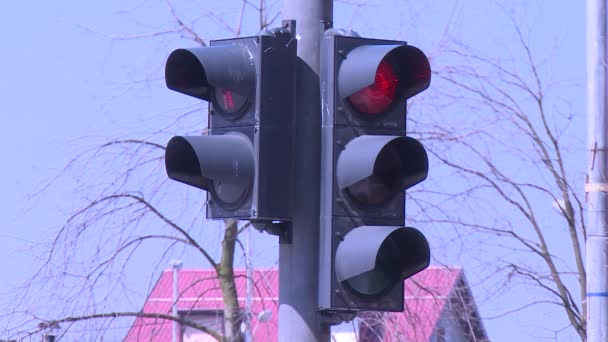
125,267,486,341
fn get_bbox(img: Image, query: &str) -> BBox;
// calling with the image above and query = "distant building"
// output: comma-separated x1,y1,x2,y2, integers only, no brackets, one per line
125,267,488,341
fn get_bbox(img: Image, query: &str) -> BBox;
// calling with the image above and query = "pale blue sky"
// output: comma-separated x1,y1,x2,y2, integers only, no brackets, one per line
0,0,586,341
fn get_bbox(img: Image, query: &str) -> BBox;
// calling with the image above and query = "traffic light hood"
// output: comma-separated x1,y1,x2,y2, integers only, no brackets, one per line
338,44,431,104
165,46,255,103
165,135,254,205
336,135,429,205
335,225,430,297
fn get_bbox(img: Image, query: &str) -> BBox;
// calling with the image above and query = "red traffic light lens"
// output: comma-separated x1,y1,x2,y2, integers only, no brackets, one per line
348,59,398,115
221,89,235,111
216,88,248,115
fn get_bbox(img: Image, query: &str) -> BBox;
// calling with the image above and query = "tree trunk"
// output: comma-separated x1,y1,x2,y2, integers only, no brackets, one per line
219,219,243,342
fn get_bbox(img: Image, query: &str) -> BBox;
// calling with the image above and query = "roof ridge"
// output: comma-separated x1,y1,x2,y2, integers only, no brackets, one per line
127,266,484,342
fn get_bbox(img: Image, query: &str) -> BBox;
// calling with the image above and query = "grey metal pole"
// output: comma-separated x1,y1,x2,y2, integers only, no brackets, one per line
246,224,253,342
586,0,608,340
171,259,183,342
279,0,332,341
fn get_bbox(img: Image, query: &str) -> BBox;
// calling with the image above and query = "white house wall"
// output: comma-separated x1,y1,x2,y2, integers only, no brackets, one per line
431,309,469,342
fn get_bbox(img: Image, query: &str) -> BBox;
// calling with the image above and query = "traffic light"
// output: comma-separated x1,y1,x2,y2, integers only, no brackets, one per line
319,31,432,312
164,28,296,220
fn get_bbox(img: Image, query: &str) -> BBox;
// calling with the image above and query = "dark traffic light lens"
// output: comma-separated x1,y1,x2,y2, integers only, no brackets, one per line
215,88,248,115
348,59,398,115
212,179,251,208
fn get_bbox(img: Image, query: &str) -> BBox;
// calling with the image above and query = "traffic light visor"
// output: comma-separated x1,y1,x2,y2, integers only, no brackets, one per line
335,226,430,298
337,135,429,206
165,134,254,207
339,45,431,115
166,49,211,101
165,46,255,115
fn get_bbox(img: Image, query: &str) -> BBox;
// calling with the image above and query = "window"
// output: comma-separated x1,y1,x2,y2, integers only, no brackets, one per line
181,310,224,342
436,327,446,342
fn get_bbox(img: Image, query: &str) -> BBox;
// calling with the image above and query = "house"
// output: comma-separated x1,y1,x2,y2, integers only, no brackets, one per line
125,267,488,341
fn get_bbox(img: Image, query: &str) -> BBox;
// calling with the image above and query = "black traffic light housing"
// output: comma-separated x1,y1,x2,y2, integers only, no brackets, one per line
164,28,296,221
319,31,431,312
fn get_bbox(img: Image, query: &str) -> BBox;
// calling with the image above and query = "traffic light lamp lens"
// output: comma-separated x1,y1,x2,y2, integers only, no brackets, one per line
212,179,251,208
215,88,248,115
220,89,236,112
347,59,398,114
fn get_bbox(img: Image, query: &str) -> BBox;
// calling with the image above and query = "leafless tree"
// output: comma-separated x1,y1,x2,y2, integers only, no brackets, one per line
407,17,586,340
4,1,584,341
1,1,281,341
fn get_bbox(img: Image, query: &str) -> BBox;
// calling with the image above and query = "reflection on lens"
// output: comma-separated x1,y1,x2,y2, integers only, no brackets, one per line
344,269,390,297
345,178,391,206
